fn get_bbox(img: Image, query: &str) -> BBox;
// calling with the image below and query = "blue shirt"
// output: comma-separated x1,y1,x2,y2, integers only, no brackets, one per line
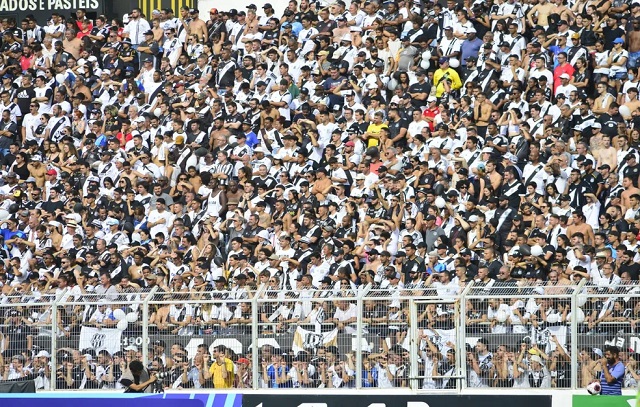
600,360,624,395
267,365,290,388
460,37,483,67
323,76,346,109
0,228,18,242
245,131,259,148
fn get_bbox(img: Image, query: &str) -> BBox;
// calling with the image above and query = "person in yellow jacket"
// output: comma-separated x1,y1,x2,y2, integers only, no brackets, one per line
433,57,462,98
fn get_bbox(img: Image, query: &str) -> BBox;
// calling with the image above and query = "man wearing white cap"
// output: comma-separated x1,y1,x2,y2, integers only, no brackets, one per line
104,218,129,249
60,220,79,250
251,147,271,171
333,33,357,69
555,73,577,98
33,350,51,390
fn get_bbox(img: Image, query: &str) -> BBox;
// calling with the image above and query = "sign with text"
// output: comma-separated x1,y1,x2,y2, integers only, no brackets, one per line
0,0,98,12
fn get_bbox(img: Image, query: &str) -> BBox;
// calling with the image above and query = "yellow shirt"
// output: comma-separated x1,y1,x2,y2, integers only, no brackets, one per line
209,358,235,388
432,68,462,97
366,122,388,147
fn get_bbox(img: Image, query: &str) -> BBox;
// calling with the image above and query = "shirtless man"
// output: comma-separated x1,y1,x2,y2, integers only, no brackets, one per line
593,81,615,116
208,118,232,151
27,157,46,187
363,250,383,275
621,176,640,210
566,211,595,245
260,102,281,126
527,0,555,29
629,19,640,68
61,29,82,59
188,9,208,42
550,0,574,24
486,160,503,191
596,135,618,171
332,17,350,44
622,88,640,119
239,10,260,54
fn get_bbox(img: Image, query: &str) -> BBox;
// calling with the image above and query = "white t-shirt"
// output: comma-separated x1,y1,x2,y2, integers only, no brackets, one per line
147,209,173,237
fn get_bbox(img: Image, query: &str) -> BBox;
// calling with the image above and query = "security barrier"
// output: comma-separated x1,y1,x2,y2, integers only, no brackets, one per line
1,279,638,390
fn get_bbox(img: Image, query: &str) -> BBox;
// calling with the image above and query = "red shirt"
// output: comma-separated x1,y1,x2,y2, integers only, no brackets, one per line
19,55,34,72
369,161,383,175
423,106,440,131
553,63,575,93
116,132,132,147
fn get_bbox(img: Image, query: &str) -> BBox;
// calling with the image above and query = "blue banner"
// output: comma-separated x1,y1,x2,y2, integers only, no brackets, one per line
0,393,242,407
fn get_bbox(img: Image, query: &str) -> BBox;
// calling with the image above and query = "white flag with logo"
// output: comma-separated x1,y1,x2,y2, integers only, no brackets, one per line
292,326,338,354
405,328,457,356
79,327,122,355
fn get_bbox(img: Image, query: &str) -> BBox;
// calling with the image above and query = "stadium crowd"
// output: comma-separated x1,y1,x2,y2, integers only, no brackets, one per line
0,0,637,392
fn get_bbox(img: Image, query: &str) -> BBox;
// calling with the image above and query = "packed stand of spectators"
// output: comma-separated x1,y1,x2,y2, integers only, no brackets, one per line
0,0,639,390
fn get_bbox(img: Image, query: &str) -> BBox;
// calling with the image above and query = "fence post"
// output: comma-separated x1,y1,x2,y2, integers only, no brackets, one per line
355,293,364,390
408,298,418,390
355,284,372,390
49,289,67,391
571,279,587,390
458,281,474,391
251,285,263,390
141,286,157,366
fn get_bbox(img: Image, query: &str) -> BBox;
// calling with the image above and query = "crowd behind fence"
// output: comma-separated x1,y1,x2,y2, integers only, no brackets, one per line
2,279,640,390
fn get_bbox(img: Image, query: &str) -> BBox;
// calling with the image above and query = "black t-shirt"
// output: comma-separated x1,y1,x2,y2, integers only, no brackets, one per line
619,261,640,280
15,86,35,116
12,163,29,180
316,19,336,35
624,164,640,187
582,170,604,193
1,152,15,169
41,199,65,214
262,29,279,45
2,323,30,354
598,113,624,137
388,117,409,148
408,82,430,108
603,26,625,49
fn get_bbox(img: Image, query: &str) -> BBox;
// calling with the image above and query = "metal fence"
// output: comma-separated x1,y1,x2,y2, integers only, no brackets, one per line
1,280,638,390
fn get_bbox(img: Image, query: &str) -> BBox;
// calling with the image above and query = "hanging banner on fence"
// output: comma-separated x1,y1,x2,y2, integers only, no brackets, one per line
600,333,640,353
292,327,338,354
402,329,457,356
530,325,568,354
78,327,122,355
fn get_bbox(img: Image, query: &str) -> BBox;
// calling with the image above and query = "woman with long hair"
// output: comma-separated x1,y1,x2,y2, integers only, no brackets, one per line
629,128,640,150
100,177,115,199
71,108,86,138
181,233,201,272
58,141,79,174
545,183,562,206
45,142,62,168
571,58,591,98
237,166,253,185
395,71,411,94
170,172,195,202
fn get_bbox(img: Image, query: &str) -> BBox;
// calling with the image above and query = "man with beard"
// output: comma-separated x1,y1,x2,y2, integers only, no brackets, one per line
598,346,624,395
